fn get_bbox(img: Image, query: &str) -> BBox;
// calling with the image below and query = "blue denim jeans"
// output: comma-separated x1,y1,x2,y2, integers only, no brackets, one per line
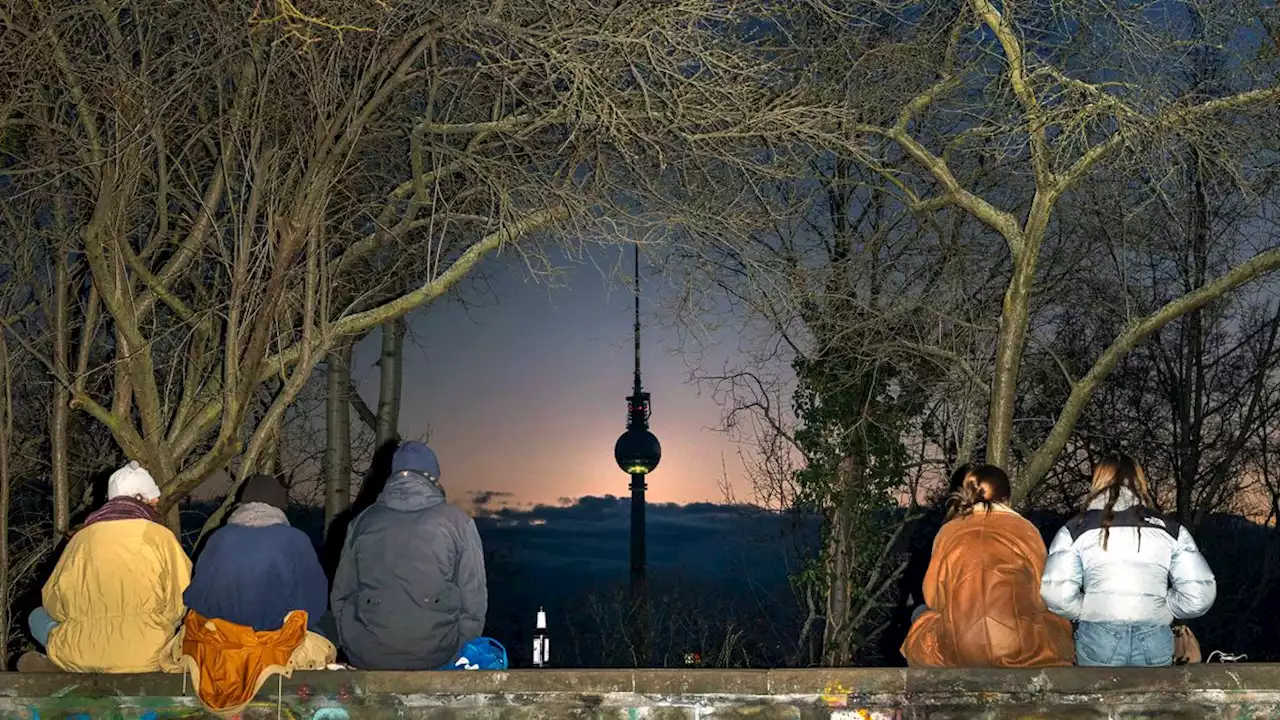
28,607,58,648
1075,621,1174,667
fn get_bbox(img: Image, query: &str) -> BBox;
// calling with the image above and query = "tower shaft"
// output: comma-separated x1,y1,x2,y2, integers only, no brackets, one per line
629,471,647,592
614,242,659,666
630,469,649,662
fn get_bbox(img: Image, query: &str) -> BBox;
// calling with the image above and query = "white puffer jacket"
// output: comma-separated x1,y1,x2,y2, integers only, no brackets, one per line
1040,488,1216,625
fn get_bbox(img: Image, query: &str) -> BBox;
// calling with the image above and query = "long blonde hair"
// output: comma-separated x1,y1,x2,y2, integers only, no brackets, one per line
1083,452,1156,550
944,464,1011,522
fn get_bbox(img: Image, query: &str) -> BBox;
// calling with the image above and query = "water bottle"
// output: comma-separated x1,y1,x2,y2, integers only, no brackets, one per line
532,607,550,667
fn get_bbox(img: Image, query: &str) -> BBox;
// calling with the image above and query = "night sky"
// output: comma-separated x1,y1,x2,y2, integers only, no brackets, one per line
347,248,751,511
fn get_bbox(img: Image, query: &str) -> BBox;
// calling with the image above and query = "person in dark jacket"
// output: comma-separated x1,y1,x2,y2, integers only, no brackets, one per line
331,441,488,670
184,475,330,637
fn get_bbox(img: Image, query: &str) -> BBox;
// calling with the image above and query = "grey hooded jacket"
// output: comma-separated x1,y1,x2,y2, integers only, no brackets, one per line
331,472,487,670
1040,488,1216,625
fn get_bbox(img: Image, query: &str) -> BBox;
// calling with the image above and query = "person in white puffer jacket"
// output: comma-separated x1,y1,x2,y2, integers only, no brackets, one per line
1040,452,1216,667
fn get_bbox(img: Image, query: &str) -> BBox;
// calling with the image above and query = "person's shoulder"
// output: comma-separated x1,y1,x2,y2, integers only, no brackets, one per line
426,503,480,538
134,521,190,561
229,521,317,548
278,524,322,551
972,507,1040,538
80,517,167,541
138,519,183,542
435,502,476,524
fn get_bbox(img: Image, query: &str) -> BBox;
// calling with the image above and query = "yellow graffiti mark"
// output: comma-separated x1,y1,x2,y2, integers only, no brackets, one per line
821,681,851,708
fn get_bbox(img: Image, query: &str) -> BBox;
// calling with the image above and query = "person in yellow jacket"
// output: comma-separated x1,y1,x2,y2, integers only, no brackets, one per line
28,461,191,673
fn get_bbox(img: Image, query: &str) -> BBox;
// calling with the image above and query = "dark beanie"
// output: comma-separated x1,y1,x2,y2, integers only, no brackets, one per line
240,474,289,510
391,441,441,482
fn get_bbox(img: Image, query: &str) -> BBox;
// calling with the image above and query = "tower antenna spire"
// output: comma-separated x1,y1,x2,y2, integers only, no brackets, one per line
634,242,642,395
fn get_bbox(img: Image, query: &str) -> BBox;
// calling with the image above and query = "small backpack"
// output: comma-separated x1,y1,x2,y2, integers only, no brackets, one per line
439,637,508,670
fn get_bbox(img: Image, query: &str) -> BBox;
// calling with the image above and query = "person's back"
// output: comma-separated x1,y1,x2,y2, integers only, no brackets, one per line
332,442,487,670
179,475,335,716
37,462,191,673
1041,453,1216,667
184,475,329,635
902,465,1073,668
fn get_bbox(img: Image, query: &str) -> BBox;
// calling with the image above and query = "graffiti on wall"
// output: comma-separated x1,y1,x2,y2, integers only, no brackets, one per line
9,683,357,720
18,703,352,720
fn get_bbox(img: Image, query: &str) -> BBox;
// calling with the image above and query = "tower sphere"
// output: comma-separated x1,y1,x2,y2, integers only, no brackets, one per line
614,428,661,475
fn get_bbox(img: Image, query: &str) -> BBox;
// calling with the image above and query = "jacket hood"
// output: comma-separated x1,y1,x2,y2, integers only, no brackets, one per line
1087,486,1141,512
378,471,446,512
228,502,290,528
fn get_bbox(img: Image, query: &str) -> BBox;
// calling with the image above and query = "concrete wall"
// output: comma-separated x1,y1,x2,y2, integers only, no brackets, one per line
0,665,1277,719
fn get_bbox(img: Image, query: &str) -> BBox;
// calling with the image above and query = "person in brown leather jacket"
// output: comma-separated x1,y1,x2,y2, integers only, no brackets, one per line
901,464,1074,667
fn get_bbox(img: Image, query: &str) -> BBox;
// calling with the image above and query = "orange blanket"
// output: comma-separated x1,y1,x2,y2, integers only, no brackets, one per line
180,610,308,716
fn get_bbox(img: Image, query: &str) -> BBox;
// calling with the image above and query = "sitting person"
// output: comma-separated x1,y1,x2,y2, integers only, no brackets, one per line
1041,452,1216,667
28,461,191,672
183,474,329,636
901,464,1073,667
177,474,335,717
332,441,487,669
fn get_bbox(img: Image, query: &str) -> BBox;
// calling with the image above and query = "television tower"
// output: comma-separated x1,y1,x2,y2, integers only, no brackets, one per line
613,243,661,662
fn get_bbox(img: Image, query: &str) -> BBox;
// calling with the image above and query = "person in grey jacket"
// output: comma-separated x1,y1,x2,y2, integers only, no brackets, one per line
331,441,488,669
1040,452,1216,667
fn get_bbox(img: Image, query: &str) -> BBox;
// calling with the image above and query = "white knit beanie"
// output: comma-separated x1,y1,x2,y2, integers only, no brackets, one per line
106,460,161,501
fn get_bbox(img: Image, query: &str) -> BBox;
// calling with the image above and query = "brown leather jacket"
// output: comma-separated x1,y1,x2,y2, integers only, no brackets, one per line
901,506,1074,668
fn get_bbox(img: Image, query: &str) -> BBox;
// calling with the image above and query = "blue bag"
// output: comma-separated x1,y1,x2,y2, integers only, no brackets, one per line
439,637,508,670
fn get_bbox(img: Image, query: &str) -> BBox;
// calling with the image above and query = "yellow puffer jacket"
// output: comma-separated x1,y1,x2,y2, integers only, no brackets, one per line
43,518,192,673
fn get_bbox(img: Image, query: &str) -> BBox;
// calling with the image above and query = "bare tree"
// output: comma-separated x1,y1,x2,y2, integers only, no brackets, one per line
1,0,854,533
663,0,1279,665
46,225,71,537
686,0,1280,502
0,325,13,667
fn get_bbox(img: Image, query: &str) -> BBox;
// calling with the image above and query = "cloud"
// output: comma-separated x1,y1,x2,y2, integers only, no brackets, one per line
469,489,515,508
477,495,813,580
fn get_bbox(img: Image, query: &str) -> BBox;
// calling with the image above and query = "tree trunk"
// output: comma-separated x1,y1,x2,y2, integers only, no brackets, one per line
1175,151,1210,523
986,198,1052,473
374,318,405,450
324,344,353,534
50,236,71,537
0,333,12,668
820,457,860,666
821,502,855,666
257,424,282,480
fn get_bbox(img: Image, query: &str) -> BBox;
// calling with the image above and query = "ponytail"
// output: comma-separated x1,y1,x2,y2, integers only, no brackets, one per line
1084,452,1156,551
944,464,1012,522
